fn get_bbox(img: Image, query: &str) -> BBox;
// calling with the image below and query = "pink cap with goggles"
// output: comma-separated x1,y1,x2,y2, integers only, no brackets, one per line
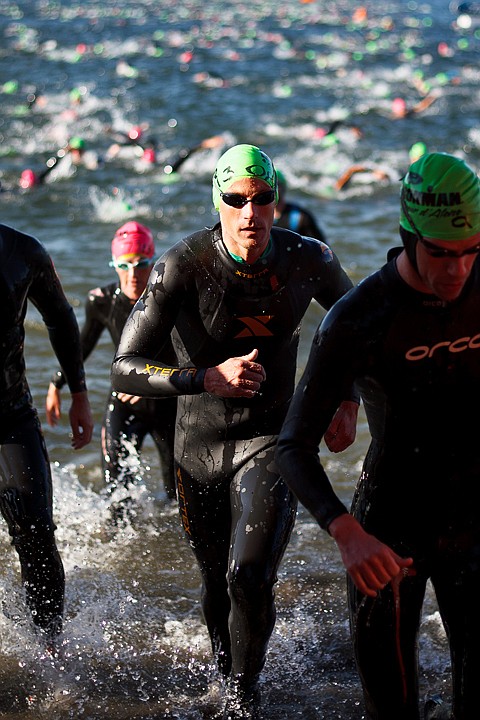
111,221,155,259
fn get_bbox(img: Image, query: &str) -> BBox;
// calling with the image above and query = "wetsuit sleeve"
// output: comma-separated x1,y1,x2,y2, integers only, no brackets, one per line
312,247,353,309
51,290,107,389
111,246,206,397
276,311,356,530
309,246,360,404
29,247,87,394
166,148,195,173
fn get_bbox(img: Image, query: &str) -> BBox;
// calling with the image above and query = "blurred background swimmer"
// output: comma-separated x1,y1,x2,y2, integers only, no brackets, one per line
274,169,329,243
46,221,177,527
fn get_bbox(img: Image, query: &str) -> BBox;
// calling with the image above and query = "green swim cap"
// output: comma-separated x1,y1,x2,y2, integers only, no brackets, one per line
69,87,83,103
212,144,277,211
408,141,427,163
69,136,85,150
400,152,480,241
276,169,287,188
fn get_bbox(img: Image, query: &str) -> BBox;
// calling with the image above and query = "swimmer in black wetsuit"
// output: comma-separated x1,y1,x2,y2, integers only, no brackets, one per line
0,223,93,652
111,144,358,718
106,125,227,176
274,169,328,243
46,221,177,507
276,153,480,720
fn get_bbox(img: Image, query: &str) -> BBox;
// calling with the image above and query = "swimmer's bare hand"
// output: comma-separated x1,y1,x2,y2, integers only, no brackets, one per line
46,382,62,427
324,400,359,453
117,392,142,405
204,348,266,398
200,135,225,149
69,391,94,449
329,513,414,598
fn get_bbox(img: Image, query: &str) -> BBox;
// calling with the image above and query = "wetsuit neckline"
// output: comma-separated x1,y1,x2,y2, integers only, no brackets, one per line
226,235,273,264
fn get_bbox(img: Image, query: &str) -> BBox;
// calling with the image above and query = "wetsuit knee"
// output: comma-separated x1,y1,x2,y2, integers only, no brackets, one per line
228,561,273,606
0,487,55,539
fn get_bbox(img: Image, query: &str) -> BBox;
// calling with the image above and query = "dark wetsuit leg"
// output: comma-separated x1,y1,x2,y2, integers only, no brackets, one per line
0,412,64,635
348,572,426,720
176,446,297,689
102,392,177,499
102,392,148,492
349,440,427,720
149,397,177,500
176,464,233,676
227,448,297,691
432,524,480,720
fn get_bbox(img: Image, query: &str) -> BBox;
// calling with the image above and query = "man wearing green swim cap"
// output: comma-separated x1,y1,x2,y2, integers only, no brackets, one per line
112,143,358,718
399,152,480,301
277,152,480,719
212,143,278,213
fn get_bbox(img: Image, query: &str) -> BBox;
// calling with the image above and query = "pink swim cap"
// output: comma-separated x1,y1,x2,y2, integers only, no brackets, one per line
142,147,156,163
19,169,37,189
111,221,155,258
391,97,407,116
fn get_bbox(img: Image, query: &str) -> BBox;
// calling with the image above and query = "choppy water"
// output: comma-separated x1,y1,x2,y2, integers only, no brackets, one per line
0,1,479,717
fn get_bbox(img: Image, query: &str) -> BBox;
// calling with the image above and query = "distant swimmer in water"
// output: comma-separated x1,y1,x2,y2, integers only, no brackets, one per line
105,123,150,161
46,136,101,178
160,134,228,176
274,169,329,243
19,136,101,188
314,118,363,145
111,144,358,719
106,124,228,177
46,221,177,524
335,162,393,191
335,140,428,191
389,90,440,119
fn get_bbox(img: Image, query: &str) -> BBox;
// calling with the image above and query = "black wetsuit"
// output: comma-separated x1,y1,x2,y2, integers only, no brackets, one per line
274,201,327,243
51,282,177,499
111,223,353,692
277,250,480,720
0,223,87,638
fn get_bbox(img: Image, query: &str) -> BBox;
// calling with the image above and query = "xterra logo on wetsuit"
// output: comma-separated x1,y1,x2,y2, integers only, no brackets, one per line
143,365,198,378
235,316,274,338
405,332,480,361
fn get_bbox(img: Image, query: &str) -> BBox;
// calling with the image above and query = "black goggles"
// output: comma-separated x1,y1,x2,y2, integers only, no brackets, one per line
220,189,275,209
419,237,480,259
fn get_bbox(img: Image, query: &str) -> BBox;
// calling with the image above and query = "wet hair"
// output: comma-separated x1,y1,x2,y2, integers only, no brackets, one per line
399,226,420,273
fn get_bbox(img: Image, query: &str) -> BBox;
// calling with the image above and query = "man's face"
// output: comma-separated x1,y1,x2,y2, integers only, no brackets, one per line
219,177,276,264
416,232,480,301
114,254,153,301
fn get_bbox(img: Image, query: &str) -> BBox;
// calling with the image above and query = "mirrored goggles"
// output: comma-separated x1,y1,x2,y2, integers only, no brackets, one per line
110,258,153,271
